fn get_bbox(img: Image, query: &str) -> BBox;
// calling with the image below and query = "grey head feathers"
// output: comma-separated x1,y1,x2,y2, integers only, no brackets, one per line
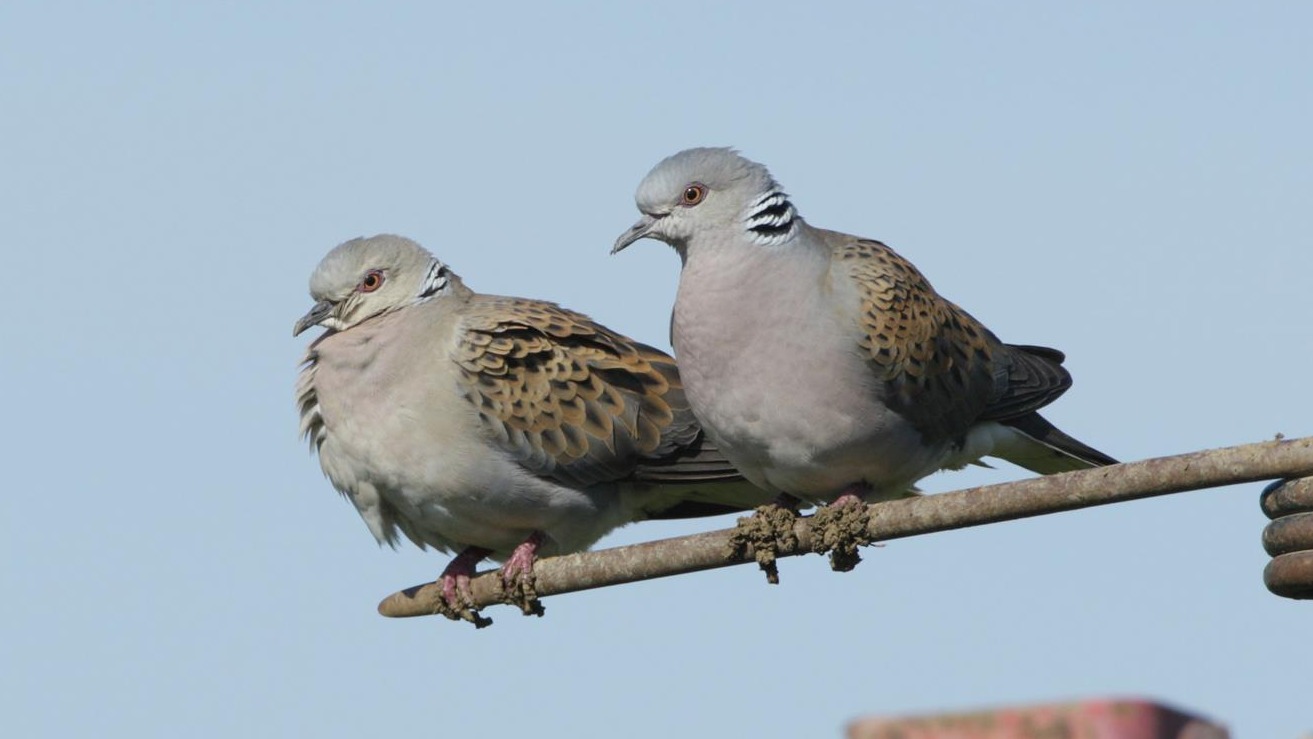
613,147,800,254
293,234,462,336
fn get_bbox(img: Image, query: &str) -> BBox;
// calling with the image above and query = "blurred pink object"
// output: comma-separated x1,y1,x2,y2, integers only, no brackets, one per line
847,697,1228,739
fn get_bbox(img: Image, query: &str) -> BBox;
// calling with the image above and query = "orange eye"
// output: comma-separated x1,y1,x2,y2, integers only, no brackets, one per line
360,270,384,292
681,183,707,206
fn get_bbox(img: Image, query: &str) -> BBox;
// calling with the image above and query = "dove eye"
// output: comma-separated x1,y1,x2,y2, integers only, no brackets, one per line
681,184,707,206
360,270,385,292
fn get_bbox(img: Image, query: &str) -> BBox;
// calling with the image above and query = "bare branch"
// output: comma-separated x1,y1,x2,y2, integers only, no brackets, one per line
378,436,1313,620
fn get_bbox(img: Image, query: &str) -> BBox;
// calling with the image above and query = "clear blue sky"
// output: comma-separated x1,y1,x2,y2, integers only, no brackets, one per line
4,2,1310,736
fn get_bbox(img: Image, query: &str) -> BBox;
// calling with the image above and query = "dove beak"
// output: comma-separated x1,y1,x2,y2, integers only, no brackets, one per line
611,213,660,254
293,299,335,337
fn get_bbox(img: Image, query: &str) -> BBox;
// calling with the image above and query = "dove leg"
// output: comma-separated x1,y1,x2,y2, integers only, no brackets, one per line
438,546,493,608
773,492,804,512
728,495,804,585
829,490,865,507
499,531,547,617
809,482,874,572
501,531,544,583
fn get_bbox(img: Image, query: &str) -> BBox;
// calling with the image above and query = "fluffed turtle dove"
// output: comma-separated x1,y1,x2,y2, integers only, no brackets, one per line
295,234,767,617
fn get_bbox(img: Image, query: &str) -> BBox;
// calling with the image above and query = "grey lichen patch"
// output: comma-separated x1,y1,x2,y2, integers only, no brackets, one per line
726,504,801,584
496,569,546,618
808,501,873,572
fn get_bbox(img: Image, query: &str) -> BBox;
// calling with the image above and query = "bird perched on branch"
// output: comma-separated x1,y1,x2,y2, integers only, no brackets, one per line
295,234,766,620
613,148,1115,572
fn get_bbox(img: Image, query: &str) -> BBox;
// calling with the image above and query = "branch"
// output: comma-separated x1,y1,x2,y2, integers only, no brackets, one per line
378,435,1313,620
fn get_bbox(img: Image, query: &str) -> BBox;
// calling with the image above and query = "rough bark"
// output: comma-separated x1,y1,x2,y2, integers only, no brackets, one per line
378,436,1313,621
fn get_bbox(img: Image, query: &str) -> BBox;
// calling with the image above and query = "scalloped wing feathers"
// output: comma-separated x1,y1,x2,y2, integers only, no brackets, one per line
832,235,1002,442
829,233,1083,446
453,296,710,488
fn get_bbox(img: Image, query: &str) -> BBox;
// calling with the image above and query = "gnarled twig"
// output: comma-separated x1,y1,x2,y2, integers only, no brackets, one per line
378,436,1313,620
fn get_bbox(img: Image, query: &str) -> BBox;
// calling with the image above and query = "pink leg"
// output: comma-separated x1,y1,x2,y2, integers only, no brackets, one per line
830,481,872,507
500,531,546,586
499,532,547,617
438,546,492,607
810,481,876,572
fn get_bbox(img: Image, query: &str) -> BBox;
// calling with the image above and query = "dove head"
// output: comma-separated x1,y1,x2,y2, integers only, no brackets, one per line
293,234,460,336
612,147,800,256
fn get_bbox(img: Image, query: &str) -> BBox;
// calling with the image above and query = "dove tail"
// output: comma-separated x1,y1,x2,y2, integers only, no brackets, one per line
630,434,774,520
995,413,1118,474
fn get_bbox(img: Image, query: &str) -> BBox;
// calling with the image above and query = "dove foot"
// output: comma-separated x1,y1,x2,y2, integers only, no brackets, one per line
497,532,546,618
809,488,874,572
433,546,494,628
727,495,803,585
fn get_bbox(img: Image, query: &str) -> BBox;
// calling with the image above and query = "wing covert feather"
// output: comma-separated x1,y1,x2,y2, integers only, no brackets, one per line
453,296,701,488
829,234,1076,441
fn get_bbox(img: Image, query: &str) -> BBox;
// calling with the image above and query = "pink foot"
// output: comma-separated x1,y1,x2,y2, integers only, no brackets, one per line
830,481,872,507
438,546,492,608
500,531,545,586
811,482,875,572
728,496,805,585
500,532,547,617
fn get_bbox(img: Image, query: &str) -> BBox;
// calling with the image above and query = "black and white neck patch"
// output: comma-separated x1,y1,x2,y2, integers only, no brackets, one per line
742,187,798,245
416,259,451,302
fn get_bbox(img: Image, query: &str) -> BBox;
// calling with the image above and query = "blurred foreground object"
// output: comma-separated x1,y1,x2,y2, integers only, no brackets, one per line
847,697,1228,739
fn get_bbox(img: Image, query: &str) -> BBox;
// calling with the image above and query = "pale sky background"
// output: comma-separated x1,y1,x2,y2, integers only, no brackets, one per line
3,2,1310,737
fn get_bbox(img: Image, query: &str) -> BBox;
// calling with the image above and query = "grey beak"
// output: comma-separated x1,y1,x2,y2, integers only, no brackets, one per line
293,299,334,337
611,214,659,254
